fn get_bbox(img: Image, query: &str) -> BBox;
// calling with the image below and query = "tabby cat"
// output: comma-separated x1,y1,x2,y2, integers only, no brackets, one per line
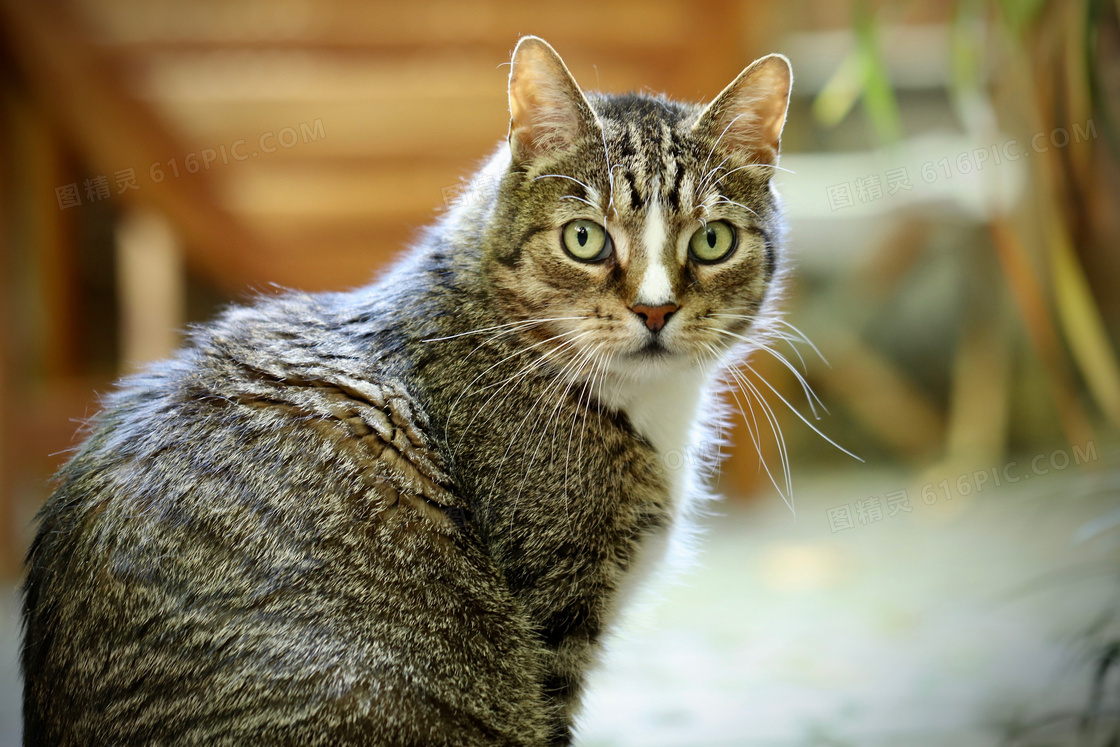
21,36,792,746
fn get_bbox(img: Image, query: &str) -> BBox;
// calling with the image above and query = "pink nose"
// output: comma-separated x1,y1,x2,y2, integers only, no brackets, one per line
630,303,679,332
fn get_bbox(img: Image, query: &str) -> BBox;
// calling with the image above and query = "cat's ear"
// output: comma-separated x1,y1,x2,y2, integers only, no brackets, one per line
693,54,792,167
507,36,601,164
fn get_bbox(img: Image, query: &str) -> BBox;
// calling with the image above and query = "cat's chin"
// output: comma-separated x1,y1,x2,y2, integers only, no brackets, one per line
634,339,671,358
607,343,715,381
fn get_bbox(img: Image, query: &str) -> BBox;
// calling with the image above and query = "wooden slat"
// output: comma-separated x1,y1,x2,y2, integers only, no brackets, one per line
115,209,186,370
72,0,694,50
148,98,507,161
223,162,467,220
128,51,697,111
132,53,518,103
0,72,16,579
11,94,82,379
0,0,271,293
989,217,1095,449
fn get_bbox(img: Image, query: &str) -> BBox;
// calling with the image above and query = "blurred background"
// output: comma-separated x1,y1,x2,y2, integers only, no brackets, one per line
1,0,1119,744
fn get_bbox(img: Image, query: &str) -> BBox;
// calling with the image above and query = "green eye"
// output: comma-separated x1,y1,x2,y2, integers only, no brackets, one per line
689,221,737,263
562,220,612,262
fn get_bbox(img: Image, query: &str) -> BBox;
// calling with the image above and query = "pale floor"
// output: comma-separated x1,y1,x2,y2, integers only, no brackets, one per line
579,453,1120,746
1,451,1118,746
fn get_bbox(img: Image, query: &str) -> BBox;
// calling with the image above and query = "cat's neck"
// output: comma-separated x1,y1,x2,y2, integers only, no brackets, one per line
596,364,716,461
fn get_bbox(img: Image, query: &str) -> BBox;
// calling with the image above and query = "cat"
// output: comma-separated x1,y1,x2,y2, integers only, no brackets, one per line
21,36,792,746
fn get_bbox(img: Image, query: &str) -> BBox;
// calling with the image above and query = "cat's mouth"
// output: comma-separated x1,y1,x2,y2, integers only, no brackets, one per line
634,338,671,358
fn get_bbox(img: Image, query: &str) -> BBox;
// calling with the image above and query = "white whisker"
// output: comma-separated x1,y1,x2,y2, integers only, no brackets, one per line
561,194,598,210
421,316,586,343
718,355,793,511
710,327,827,417
500,339,601,522
450,329,593,453
533,173,596,194
711,197,759,220
737,358,862,463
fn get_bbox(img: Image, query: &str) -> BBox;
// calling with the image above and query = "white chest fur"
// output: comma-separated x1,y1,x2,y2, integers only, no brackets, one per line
596,365,716,624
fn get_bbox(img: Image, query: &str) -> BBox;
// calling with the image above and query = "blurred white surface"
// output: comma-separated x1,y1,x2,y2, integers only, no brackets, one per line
578,456,1120,746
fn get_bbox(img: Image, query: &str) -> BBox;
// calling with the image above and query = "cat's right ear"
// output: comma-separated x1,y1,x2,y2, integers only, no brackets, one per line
692,54,793,167
507,36,601,165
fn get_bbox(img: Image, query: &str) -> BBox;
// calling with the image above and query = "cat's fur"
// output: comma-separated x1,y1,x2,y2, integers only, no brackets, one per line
21,37,792,746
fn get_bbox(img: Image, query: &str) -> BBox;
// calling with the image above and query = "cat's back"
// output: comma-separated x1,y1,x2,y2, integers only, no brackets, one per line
21,290,549,746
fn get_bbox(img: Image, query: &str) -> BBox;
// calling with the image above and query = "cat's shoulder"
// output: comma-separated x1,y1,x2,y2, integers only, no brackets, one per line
83,289,464,528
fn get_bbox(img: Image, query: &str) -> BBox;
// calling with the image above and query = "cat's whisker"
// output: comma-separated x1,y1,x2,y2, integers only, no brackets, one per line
533,173,596,196
744,162,795,174
750,320,825,374
755,342,825,418
422,318,542,345
710,327,827,417
711,197,759,220
710,314,802,351
574,346,610,479
712,313,826,376
461,326,537,362
515,342,601,512
725,364,795,510
561,194,598,210
735,357,863,463
699,111,752,191
695,152,734,197
421,316,586,343
704,340,764,470
720,357,791,508
769,318,829,365
453,320,572,369
446,325,584,426
453,329,594,454
583,346,615,499
470,329,588,395
605,163,624,224
450,328,593,452
764,333,812,374
501,340,601,522
562,344,605,526
697,341,733,470
709,161,795,193
599,121,619,221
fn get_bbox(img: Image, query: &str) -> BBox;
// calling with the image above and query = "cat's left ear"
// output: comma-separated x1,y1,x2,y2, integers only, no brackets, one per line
507,36,601,165
693,54,792,167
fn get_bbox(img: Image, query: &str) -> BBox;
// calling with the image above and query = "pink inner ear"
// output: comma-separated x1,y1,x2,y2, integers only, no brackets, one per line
508,40,596,161
510,73,583,155
716,89,786,163
701,57,791,164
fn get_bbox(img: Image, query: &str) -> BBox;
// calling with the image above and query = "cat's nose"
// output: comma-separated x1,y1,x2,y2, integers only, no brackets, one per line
630,303,679,333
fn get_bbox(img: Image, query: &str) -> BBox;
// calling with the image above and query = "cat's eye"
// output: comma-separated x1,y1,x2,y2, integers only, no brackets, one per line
688,221,737,263
562,220,612,262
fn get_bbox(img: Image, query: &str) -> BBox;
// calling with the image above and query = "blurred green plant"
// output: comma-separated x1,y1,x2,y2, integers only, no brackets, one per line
813,0,1120,452
812,1,902,142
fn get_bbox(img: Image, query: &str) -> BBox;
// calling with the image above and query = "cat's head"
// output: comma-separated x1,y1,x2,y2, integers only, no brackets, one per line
481,36,792,382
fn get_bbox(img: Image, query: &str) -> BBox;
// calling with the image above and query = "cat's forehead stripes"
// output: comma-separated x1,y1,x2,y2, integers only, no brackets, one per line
591,110,700,301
